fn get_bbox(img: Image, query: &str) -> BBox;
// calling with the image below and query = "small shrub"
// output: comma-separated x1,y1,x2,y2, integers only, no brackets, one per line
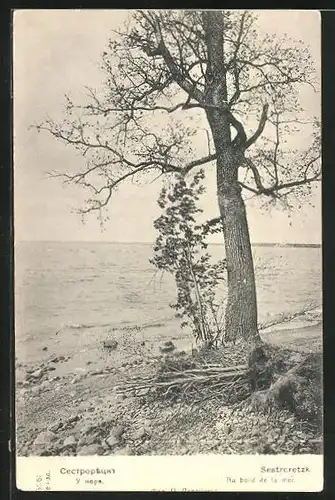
151,170,226,346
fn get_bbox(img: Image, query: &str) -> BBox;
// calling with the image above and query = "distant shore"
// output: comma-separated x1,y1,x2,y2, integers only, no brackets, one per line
16,240,321,248
252,242,321,248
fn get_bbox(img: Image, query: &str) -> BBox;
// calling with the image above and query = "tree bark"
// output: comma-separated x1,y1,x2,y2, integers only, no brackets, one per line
216,147,260,343
201,11,261,345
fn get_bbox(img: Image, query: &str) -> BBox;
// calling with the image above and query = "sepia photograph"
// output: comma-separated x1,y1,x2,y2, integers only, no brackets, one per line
14,9,322,491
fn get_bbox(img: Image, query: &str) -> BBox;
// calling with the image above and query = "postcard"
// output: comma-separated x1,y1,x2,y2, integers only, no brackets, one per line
14,9,322,492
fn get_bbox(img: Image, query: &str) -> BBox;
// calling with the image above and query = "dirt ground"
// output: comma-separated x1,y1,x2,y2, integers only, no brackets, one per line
15,310,322,457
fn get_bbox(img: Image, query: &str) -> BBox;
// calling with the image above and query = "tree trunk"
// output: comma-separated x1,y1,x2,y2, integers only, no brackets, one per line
216,149,260,343
202,11,260,344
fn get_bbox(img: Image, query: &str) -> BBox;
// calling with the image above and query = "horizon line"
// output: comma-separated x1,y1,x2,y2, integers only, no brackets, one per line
15,239,322,247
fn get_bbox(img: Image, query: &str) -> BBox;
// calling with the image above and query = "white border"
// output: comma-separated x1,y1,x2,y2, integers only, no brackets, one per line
16,454,323,492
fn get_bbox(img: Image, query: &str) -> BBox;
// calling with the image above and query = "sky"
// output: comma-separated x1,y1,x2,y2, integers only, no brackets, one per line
13,10,321,244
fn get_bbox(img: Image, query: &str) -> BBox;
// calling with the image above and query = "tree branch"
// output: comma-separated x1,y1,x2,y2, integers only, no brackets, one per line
244,157,267,192
230,112,247,146
269,173,321,193
245,103,269,149
37,10,320,219
243,155,321,197
183,153,217,174
141,12,205,103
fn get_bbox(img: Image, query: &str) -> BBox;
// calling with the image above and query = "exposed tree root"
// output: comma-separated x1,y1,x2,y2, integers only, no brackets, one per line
250,352,322,426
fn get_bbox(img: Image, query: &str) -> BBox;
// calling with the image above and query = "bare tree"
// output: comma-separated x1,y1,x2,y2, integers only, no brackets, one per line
36,10,321,344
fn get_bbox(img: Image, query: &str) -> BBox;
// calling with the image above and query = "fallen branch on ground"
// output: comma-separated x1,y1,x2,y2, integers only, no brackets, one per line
115,364,249,402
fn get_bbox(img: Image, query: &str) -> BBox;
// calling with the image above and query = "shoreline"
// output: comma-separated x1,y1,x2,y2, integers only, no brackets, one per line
15,301,322,457
16,319,323,457
15,306,322,369
260,306,322,352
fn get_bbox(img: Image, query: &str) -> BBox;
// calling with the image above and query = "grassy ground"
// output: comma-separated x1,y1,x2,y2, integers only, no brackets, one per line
16,312,322,457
